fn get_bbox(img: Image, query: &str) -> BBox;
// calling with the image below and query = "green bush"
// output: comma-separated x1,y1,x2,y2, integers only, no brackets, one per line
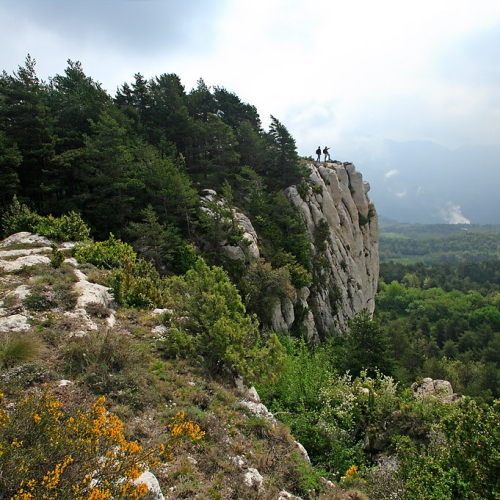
397,398,500,499
1,197,90,241
74,233,136,269
50,244,65,269
111,258,166,308
240,259,295,326
160,258,286,384
1,195,41,237
34,211,90,241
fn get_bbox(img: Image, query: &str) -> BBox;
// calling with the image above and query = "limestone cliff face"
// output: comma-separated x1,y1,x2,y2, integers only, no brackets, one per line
201,162,379,339
284,161,379,338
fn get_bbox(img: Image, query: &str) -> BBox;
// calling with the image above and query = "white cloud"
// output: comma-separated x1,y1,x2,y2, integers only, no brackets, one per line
384,169,399,179
396,190,407,198
440,202,471,224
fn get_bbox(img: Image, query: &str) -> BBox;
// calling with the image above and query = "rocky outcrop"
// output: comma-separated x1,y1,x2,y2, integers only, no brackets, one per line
283,162,379,337
200,162,379,338
412,377,461,403
200,189,260,264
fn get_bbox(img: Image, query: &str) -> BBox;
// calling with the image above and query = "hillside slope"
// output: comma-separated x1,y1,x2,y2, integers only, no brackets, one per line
0,231,350,500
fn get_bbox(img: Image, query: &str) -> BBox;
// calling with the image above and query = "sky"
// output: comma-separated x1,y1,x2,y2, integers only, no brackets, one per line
2,0,500,221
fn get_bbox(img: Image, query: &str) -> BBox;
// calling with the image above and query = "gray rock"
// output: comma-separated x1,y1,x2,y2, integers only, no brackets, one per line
412,377,458,403
0,232,51,248
285,162,379,336
0,254,51,272
245,386,261,403
295,440,310,464
134,471,165,500
73,269,114,310
243,467,263,490
240,400,276,423
152,308,172,316
153,324,168,335
13,285,31,300
0,247,51,259
0,314,30,332
278,492,303,500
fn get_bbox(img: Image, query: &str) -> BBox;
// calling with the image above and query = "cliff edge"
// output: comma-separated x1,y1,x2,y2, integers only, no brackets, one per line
285,161,379,338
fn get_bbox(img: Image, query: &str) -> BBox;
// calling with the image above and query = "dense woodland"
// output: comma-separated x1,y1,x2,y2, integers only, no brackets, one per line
379,221,500,262
1,57,500,499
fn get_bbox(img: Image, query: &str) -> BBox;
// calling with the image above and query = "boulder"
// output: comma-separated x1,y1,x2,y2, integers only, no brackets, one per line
0,254,51,272
0,232,51,248
134,471,165,500
243,467,263,490
0,314,31,332
412,377,459,403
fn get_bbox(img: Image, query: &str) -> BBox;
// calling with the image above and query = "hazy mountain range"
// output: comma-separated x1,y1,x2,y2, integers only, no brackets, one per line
354,140,500,224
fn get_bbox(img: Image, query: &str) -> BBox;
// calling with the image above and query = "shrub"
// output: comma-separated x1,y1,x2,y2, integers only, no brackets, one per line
240,259,295,326
273,251,312,289
50,244,65,269
397,398,500,499
23,282,77,312
34,211,90,242
0,389,204,499
160,258,286,384
111,258,165,308
1,197,90,241
297,179,309,201
1,196,41,237
74,234,136,269
312,184,323,195
23,286,55,311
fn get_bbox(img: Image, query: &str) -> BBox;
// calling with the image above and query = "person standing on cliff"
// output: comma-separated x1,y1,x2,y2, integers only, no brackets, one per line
323,146,331,162
316,147,321,162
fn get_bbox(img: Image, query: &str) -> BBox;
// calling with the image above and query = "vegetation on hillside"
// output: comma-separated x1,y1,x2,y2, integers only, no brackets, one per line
1,56,500,498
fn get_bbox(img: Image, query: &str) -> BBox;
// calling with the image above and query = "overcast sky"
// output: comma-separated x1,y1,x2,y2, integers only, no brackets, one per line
2,0,500,162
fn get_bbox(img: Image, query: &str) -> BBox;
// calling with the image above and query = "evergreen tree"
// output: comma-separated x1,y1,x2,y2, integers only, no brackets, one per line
187,78,216,122
344,310,394,376
48,60,110,152
236,121,266,170
190,112,240,184
146,73,194,157
212,86,261,131
76,111,139,237
0,131,21,208
0,55,55,210
265,115,302,189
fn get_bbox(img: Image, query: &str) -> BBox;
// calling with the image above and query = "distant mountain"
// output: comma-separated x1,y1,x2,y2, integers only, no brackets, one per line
355,140,500,224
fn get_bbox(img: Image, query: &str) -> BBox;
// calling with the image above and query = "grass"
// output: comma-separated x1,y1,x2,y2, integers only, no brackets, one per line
0,334,44,368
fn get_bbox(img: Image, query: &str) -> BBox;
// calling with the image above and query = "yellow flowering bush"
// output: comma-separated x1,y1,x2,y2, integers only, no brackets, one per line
340,464,366,490
0,390,204,499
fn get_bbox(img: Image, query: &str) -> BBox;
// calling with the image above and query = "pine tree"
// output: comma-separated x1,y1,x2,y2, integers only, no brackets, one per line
0,55,55,210
265,115,301,189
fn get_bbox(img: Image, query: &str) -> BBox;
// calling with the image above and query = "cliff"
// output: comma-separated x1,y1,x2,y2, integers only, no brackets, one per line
286,161,379,338
214,161,380,339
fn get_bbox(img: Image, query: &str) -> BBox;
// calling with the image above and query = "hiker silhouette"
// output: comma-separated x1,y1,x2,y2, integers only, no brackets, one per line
323,147,331,162
316,147,321,162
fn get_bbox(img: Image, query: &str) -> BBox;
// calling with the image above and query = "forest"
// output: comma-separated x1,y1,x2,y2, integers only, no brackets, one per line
1,56,500,499
379,220,500,263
